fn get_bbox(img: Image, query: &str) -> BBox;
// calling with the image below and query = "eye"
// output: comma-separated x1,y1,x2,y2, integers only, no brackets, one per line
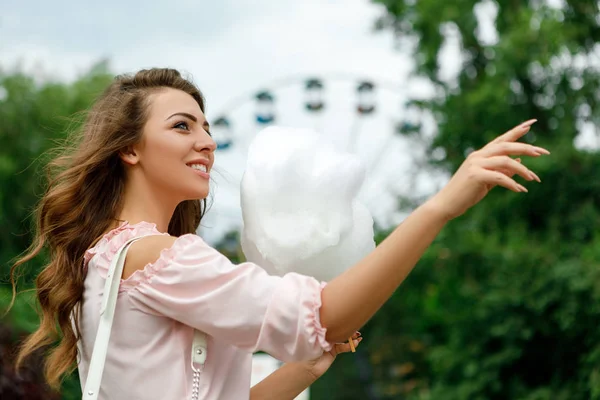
173,121,190,131
205,129,212,137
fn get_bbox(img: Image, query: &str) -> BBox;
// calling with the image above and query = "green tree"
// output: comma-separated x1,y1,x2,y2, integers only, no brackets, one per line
0,61,113,399
0,60,113,280
315,1,600,399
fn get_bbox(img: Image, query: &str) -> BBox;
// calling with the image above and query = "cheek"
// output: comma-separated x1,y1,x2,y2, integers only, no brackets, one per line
147,133,188,158
142,135,189,176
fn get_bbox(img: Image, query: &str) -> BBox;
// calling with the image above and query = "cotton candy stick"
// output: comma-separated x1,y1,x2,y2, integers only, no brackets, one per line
349,337,356,352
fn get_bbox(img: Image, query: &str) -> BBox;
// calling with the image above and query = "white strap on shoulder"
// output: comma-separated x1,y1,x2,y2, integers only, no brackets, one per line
82,236,208,400
83,237,142,400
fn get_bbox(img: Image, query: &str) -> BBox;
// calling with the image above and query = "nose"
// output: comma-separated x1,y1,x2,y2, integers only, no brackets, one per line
194,129,217,152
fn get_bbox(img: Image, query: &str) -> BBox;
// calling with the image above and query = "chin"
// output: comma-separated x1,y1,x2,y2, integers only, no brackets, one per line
181,186,210,201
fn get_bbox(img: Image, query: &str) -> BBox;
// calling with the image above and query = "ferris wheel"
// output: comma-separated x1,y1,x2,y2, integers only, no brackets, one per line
199,73,438,243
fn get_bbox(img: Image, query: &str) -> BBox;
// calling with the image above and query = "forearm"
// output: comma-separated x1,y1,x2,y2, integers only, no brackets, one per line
321,199,448,342
250,361,316,400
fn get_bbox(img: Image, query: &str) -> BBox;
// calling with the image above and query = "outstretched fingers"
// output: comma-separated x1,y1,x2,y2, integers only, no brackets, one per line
491,119,537,144
470,119,549,192
476,168,529,193
478,156,541,182
497,157,521,178
477,142,550,158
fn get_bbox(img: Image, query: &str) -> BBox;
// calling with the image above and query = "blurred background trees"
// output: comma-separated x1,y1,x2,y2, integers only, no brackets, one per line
2,1,600,399
0,62,113,398
312,1,600,399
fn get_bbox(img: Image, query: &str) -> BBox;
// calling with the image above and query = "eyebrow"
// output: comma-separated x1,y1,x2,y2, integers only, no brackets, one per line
166,112,210,129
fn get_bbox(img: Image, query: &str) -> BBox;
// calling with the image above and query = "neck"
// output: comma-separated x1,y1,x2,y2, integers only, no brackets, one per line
118,173,179,233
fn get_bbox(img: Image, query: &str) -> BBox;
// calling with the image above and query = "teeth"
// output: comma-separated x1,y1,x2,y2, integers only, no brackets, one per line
190,164,207,173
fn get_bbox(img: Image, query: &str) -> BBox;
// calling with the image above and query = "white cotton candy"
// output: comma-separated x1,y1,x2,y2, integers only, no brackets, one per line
240,126,376,282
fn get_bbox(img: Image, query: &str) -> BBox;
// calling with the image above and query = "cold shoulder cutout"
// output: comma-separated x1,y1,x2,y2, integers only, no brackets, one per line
77,221,332,399
121,234,179,279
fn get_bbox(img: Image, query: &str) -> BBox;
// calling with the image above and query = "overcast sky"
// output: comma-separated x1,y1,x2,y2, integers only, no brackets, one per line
2,0,449,242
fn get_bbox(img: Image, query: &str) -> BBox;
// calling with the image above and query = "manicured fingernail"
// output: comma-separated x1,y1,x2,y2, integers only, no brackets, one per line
521,119,537,128
534,147,550,155
357,332,362,337
530,171,541,182
518,184,528,192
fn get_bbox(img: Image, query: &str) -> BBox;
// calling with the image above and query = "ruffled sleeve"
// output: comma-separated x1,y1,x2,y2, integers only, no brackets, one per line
126,234,332,362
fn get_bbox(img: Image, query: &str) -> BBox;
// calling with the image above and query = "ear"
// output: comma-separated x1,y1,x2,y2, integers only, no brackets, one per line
119,145,140,166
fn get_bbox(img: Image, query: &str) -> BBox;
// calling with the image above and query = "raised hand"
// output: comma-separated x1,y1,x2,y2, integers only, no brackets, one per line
429,119,549,220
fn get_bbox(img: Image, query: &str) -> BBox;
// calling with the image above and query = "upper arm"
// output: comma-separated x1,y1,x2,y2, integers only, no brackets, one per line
123,233,333,361
122,235,178,279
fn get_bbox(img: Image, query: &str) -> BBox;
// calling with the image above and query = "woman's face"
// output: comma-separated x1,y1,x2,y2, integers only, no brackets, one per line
126,88,216,202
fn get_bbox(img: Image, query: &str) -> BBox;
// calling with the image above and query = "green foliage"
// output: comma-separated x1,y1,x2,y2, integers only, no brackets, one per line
3,2,600,398
0,62,113,399
0,62,113,282
311,1,600,399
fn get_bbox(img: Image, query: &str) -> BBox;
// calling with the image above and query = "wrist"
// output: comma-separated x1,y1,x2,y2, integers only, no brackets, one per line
420,196,454,223
302,361,322,382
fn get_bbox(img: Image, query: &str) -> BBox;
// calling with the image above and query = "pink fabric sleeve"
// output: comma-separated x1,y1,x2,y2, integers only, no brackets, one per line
126,234,333,362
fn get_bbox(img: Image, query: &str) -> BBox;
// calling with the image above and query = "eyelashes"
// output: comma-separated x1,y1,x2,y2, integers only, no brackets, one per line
173,121,190,131
172,121,211,136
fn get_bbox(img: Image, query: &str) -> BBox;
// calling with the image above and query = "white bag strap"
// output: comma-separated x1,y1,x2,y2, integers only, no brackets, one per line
82,236,208,400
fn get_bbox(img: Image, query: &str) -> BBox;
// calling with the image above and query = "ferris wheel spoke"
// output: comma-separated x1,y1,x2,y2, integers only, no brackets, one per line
202,74,422,243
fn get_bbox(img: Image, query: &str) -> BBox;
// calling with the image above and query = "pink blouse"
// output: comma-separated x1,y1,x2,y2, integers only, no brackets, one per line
76,221,332,399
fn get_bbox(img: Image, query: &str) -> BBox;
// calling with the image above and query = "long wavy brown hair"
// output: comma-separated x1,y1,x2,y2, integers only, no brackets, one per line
9,68,207,389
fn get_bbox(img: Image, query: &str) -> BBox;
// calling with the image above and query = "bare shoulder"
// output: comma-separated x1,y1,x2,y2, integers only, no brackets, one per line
122,235,179,279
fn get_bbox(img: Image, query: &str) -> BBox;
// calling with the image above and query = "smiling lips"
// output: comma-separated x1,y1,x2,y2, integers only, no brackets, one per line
187,161,210,179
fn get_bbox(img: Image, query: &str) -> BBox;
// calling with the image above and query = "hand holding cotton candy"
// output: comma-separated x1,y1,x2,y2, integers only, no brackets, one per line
240,127,376,349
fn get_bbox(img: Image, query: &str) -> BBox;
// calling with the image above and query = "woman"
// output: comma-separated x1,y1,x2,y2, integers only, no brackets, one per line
11,68,547,399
